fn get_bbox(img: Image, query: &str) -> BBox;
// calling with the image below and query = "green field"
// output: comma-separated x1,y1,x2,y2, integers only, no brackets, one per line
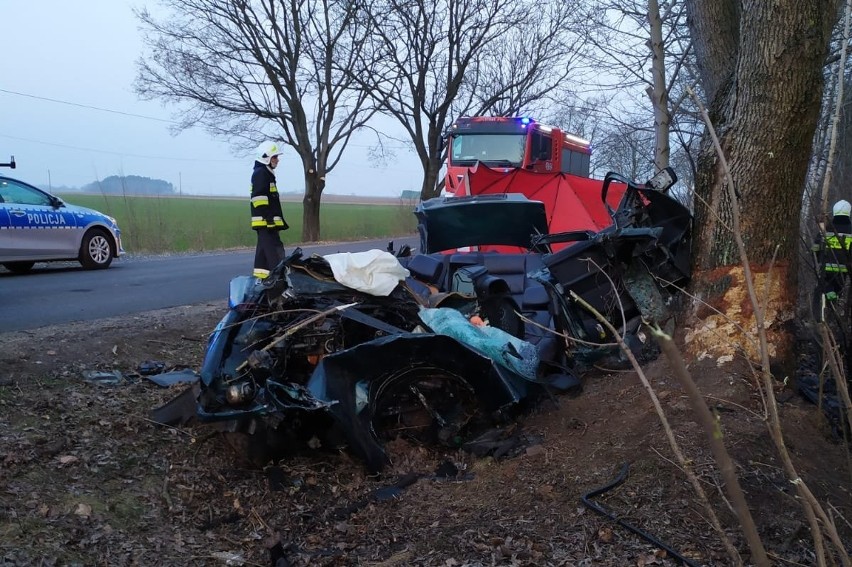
58,193,419,254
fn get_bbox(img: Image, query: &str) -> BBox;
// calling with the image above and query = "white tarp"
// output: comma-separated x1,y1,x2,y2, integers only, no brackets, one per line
323,249,410,296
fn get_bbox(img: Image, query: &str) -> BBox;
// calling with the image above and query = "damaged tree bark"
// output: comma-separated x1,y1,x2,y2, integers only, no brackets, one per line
685,0,841,362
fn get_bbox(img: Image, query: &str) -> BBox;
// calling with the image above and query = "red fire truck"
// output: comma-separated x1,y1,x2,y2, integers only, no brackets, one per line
444,116,592,196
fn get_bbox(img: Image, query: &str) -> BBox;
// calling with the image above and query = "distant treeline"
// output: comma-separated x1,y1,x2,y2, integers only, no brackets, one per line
77,175,176,195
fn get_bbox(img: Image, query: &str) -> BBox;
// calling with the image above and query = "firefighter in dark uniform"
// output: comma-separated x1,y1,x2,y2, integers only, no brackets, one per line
819,199,852,301
250,141,289,280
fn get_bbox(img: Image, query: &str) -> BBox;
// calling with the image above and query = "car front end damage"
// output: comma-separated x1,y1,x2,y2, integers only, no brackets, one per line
184,169,692,471
195,254,540,471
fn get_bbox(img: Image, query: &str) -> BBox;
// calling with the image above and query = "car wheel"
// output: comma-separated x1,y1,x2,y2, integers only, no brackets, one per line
79,229,114,270
371,365,480,448
2,261,35,274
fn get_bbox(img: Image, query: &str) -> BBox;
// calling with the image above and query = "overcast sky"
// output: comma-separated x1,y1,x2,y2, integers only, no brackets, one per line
0,1,422,197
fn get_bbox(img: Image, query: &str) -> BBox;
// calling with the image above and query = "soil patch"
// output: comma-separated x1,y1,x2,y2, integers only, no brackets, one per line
1,306,850,565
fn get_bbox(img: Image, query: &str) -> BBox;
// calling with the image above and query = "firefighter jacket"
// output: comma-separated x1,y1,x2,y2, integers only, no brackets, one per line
817,214,852,274
250,161,288,231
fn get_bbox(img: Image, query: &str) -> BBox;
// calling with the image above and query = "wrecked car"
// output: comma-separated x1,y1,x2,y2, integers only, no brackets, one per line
185,169,691,471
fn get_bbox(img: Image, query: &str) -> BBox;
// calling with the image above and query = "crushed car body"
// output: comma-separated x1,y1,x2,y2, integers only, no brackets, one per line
188,168,692,471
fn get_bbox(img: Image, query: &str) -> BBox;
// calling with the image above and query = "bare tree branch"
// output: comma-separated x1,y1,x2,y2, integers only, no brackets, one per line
135,0,378,241
349,0,590,200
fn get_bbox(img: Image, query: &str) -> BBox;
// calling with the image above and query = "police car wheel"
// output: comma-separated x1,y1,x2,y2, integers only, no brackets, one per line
79,229,114,270
3,261,35,274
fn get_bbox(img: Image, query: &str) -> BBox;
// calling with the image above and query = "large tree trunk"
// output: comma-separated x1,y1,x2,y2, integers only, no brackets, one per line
420,156,444,201
685,0,839,362
301,170,326,242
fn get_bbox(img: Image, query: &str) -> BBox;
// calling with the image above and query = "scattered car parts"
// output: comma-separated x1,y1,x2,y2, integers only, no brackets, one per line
167,168,691,471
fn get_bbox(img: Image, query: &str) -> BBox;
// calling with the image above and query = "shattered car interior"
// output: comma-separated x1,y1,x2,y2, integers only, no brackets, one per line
172,169,692,472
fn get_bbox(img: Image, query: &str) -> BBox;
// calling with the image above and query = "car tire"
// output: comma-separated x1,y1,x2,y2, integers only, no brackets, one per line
79,229,114,270
3,261,36,274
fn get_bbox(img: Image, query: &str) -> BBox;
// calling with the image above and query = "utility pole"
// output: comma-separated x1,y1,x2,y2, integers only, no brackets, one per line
48,169,52,191
179,172,182,196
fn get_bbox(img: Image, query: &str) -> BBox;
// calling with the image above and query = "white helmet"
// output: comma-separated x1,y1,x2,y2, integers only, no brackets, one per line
256,141,283,165
833,199,851,217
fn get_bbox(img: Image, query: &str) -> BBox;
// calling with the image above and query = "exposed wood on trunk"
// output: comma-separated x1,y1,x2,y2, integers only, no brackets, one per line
686,0,840,365
685,265,794,364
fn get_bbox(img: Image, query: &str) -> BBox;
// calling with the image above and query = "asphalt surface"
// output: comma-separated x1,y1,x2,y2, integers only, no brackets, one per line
0,236,418,333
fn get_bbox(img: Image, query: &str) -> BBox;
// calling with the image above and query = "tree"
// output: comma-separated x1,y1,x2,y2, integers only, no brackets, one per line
81,175,176,195
591,120,654,180
571,0,699,183
135,0,375,241
352,0,588,200
545,95,608,143
807,5,852,219
685,0,841,353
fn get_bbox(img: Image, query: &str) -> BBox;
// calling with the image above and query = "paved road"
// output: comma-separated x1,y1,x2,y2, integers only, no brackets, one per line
0,236,418,333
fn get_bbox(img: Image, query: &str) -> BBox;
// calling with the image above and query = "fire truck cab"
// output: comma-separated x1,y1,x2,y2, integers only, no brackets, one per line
445,116,591,195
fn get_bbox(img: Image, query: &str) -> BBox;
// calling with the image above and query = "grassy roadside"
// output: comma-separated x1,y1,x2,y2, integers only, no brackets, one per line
59,193,419,254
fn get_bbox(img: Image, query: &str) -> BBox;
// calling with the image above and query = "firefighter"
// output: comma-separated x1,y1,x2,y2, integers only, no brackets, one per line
818,199,852,303
250,141,289,280
830,199,852,234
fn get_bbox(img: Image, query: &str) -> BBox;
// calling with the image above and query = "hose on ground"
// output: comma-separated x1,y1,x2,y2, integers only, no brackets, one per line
581,462,702,567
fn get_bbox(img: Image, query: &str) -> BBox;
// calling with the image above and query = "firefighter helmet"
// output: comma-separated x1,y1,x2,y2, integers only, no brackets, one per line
256,141,283,165
833,199,851,217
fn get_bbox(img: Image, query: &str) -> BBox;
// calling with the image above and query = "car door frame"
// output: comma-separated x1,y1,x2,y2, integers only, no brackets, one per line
0,177,80,261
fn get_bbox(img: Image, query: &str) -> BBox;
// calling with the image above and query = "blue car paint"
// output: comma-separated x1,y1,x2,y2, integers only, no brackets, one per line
0,175,124,266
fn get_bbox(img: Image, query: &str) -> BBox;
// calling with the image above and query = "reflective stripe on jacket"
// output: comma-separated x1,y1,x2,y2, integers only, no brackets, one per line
825,232,852,250
250,161,286,231
821,231,852,273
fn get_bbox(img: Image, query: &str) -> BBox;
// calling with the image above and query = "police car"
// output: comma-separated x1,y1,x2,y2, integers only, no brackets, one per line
0,175,124,273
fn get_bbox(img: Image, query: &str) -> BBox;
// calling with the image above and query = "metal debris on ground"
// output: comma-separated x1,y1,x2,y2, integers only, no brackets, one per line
81,370,125,386
143,368,200,388
137,360,166,375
